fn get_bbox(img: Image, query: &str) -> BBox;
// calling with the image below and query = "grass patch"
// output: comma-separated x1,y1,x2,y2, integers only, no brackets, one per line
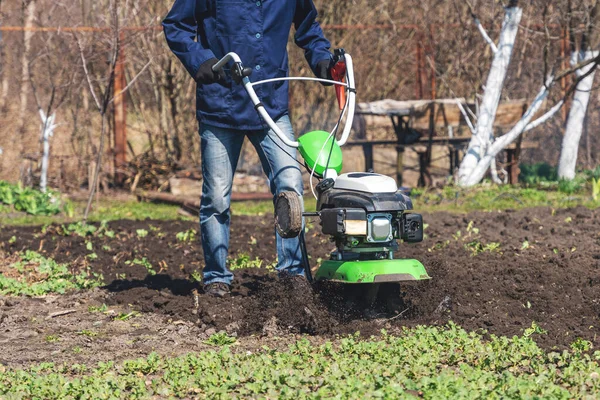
1,184,598,227
0,251,103,296
0,324,598,398
410,183,600,213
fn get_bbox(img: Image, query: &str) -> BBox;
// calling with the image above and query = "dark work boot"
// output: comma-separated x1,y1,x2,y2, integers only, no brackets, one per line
204,282,230,298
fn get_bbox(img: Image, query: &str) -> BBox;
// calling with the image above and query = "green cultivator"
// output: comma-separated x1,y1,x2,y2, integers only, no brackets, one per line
213,49,429,304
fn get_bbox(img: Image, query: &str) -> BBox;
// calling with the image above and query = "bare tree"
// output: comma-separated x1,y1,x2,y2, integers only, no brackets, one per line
456,0,597,187
558,0,600,179
28,32,79,191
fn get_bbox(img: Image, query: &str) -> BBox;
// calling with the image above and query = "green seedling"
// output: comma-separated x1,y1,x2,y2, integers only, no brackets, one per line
45,335,60,343
125,258,156,276
63,222,97,237
0,251,103,296
464,240,501,256
204,331,237,346
592,178,600,201
176,228,197,242
78,330,98,337
8,236,16,244
136,229,148,238
523,321,548,337
190,270,202,283
86,253,98,261
115,311,139,321
228,253,262,270
88,304,109,313
86,241,93,251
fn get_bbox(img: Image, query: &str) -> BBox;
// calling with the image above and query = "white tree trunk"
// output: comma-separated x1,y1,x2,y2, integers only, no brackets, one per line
458,6,522,186
39,110,57,193
462,77,557,186
558,50,598,180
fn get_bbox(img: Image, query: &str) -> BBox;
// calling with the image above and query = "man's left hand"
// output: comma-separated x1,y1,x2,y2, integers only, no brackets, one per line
316,59,333,86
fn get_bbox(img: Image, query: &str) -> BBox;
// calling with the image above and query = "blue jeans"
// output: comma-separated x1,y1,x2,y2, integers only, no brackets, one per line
199,115,304,285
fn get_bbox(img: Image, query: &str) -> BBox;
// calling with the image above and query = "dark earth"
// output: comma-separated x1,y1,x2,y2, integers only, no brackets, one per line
0,206,599,366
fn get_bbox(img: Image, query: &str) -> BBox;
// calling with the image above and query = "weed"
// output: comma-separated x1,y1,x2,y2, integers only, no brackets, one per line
72,346,82,354
136,229,148,238
45,335,60,343
1,325,599,398
115,311,139,321
88,304,109,313
190,270,202,283
0,251,103,296
523,321,548,337
592,178,600,201
204,331,237,346
228,253,263,270
125,258,156,276
464,240,501,256
176,228,197,242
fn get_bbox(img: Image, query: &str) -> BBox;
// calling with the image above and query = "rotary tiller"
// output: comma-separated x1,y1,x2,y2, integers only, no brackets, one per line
212,49,429,304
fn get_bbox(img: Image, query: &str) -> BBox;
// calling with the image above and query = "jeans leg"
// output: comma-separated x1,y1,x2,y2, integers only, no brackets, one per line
199,123,245,285
248,115,305,276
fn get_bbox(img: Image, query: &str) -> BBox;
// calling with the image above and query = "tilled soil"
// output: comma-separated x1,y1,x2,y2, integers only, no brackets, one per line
0,206,599,366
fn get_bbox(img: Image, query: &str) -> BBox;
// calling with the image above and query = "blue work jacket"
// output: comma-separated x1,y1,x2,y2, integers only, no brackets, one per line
163,0,332,130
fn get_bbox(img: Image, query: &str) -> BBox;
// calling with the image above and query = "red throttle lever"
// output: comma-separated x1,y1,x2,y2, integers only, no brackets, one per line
330,60,347,110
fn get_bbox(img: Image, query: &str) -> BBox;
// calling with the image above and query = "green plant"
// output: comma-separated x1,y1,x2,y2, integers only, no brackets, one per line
190,270,202,283
125,258,155,276
88,304,109,313
176,228,197,242
592,178,600,201
78,330,98,337
136,229,148,238
464,240,501,256
228,253,263,270
45,335,60,343
115,311,139,321
0,181,63,216
0,251,103,296
0,325,599,398
519,163,558,184
62,222,97,237
204,331,237,346
558,177,585,195
523,321,548,337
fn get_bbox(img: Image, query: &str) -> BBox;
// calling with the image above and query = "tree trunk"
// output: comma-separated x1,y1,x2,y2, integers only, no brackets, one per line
39,110,57,192
458,6,523,185
558,50,598,179
18,0,36,143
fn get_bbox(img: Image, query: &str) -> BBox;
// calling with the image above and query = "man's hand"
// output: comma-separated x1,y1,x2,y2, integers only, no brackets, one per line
316,59,333,86
195,58,228,86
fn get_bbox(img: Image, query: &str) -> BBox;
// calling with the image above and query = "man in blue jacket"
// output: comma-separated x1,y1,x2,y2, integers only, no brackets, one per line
163,0,334,297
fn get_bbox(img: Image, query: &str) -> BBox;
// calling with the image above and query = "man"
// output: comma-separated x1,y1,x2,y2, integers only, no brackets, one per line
163,1,334,297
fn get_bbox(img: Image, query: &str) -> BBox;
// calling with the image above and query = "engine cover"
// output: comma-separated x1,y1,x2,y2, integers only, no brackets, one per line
333,173,397,193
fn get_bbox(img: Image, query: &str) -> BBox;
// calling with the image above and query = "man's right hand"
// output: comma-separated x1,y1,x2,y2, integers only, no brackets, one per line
195,58,228,86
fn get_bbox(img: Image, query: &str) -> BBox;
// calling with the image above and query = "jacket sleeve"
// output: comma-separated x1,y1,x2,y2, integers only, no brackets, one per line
293,0,332,73
162,0,215,80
